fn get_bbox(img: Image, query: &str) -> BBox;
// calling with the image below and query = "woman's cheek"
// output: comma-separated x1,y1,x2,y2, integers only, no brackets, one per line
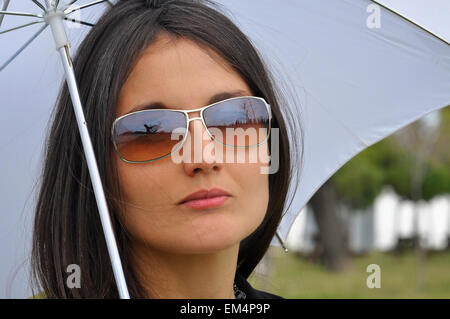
234,163,269,223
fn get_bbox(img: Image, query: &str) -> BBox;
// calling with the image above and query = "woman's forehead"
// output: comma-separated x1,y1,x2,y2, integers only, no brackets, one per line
115,34,252,116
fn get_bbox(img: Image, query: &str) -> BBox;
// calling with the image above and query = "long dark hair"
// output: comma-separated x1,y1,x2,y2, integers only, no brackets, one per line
30,0,303,298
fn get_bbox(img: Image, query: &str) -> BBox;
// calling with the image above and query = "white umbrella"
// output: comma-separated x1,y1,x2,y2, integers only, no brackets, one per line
0,0,449,298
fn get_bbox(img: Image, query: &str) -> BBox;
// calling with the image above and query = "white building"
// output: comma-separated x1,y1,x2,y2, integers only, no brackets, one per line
286,187,450,253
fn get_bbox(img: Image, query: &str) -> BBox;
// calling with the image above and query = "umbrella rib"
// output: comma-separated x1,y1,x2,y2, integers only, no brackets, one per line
32,0,47,12
369,0,449,46
65,0,79,8
0,0,10,28
0,24,48,72
0,11,44,18
0,19,44,34
65,0,109,15
64,17,94,27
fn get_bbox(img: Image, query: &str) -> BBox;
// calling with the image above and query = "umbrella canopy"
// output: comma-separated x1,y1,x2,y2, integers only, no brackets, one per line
221,0,450,246
0,0,449,298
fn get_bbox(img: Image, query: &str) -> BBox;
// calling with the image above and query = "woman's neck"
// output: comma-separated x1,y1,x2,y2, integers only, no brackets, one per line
129,241,240,299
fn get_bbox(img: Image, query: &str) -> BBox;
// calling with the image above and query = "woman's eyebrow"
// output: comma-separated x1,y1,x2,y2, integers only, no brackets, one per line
127,90,249,113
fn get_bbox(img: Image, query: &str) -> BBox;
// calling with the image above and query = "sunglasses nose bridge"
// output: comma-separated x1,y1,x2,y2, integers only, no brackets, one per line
186,116,210,136
187,117,203,122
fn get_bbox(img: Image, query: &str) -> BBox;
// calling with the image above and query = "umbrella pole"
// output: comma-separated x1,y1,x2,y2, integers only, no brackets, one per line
46,10,130,299
57,45,130,300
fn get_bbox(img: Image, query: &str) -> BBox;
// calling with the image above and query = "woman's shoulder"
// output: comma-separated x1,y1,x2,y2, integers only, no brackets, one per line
29,291,47,299
234,271,283,299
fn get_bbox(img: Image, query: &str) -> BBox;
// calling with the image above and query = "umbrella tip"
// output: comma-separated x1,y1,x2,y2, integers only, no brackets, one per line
275,231,289,253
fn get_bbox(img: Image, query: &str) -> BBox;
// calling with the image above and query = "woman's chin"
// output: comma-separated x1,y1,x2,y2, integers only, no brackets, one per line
157,234,243,254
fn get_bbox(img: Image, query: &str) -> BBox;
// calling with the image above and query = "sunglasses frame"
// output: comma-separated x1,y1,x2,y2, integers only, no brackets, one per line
111,96,273,164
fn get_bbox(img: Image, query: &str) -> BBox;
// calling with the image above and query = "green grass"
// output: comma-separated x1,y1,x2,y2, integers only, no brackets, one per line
248,247,450,298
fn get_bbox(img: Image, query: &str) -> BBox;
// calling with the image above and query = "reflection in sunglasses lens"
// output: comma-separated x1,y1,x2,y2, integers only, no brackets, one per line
203,97,269,147
113,110,186,162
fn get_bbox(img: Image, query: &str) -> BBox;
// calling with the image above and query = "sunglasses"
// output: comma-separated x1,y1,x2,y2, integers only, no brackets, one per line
111,96,272,163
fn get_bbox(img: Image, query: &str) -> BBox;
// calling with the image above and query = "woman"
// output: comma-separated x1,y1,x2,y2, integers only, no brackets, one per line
31,0,302,299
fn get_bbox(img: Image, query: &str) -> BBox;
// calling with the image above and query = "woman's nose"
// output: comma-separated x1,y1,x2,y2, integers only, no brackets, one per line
180,116,221,175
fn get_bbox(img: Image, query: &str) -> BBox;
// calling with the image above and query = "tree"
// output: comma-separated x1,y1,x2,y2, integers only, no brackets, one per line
307,106,450,273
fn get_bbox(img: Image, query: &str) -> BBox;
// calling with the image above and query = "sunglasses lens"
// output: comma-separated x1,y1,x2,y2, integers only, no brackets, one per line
112,97,271,163
203,97,270,147
113,110,186,162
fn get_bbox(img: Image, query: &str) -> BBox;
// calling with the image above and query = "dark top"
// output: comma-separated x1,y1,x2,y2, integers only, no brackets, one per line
31,272,284,299
234,271,283,299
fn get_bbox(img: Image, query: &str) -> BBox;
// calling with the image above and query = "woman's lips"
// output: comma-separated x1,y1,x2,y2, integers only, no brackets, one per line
180,195,230,209
178,188,231,209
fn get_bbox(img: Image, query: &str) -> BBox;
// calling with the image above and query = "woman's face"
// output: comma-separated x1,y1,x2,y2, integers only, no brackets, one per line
114,33,269,254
